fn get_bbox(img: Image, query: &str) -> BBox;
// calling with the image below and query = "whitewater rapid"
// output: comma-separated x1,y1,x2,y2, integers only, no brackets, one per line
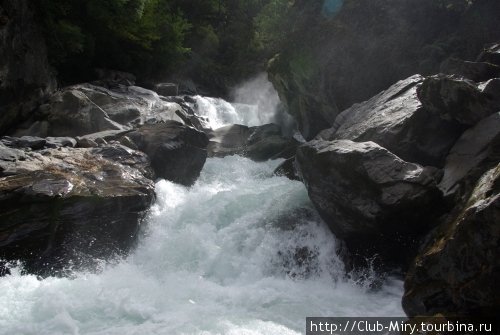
0,156,403,335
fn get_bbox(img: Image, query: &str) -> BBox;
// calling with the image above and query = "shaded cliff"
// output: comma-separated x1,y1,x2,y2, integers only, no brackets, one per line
268,0,500,139
0,0,55,135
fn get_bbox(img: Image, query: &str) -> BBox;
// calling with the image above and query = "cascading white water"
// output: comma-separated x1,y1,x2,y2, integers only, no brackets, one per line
190,73,296,133
0,156,404,335
190,96,271,129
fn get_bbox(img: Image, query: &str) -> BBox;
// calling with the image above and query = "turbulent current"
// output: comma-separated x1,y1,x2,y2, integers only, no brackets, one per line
0,157,403,335
1,84,403,334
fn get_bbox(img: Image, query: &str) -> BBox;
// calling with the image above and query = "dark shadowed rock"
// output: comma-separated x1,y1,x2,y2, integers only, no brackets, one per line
208,123,298,161
477,43,500,66
0,136,46,150
127,121,208,186
439,112,500,200
440,58,500,82
480,78,500,110
403,164,500,317
417,74,497,126
0,143,25,173
93,68,136,87
154,83,178,96
317,75,464,167
273,157,300,181
0,0,56,135
0,144,155,276
296,139,444,267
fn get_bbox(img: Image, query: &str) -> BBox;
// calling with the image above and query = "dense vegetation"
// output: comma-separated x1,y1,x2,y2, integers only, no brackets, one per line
37,0,293,93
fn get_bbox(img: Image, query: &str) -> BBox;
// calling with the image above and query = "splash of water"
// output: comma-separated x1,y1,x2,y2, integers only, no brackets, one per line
0,157,403,335
231,73,296,134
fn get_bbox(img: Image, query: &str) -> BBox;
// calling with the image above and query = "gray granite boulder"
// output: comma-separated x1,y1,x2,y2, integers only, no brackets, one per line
296,139,443,267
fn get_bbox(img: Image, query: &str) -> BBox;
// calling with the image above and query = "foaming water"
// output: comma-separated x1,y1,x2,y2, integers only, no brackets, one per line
190,74,295,133
0,157,404,335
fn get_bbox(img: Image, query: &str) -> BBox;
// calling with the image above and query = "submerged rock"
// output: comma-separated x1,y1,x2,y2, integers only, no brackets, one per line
403,164,500,317
208,123,298,161
0,144,155,276
296,139,443,267
127,121,209,186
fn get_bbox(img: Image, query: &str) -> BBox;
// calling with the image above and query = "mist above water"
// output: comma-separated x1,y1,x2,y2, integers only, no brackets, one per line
231,73,296,135
190,73,296,135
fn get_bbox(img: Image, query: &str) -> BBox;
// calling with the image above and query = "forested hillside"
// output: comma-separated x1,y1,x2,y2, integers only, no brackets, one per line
36,0,292,93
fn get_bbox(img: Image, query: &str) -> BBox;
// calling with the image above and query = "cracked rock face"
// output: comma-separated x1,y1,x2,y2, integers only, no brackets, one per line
0,144,155,276
403,164,500,317
317,75,465,167
296,139,444,268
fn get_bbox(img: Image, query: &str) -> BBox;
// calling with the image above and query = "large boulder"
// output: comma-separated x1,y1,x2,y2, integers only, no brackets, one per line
439,112,500,200
417,74,498,126
0,144,155,275
12,84,199,137
296,139,443,267
0,0,56,135
208,123,299,161
403,164,500,317
317,75,465,167
41,88,127,137
126,121,209,186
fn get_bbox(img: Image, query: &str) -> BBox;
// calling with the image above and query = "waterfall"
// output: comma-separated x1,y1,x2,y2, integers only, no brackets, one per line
190,73,296,135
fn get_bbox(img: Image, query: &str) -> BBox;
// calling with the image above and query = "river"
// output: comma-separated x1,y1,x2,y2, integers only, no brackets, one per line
0,93,404,335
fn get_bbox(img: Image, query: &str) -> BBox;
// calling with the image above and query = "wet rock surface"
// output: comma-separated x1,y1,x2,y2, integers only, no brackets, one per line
0,144,155,276
208,123,298,161
317,75,465,167
126,121,209,186
296,139,443,268
403,164,500,317
439,112,500,200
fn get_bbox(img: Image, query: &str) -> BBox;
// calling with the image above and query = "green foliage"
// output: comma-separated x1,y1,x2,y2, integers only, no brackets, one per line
254,0,293,53
37,0,296,90
38,0,191,82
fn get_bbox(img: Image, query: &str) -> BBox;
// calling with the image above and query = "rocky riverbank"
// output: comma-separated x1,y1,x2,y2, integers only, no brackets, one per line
0,76,295,276
272,35,500,317
1,0,499,321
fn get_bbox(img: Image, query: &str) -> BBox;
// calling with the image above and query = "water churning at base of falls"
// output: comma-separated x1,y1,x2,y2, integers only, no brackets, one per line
0,156,403,335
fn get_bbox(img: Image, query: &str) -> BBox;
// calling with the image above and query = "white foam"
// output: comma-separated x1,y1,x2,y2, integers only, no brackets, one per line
0,156,404,335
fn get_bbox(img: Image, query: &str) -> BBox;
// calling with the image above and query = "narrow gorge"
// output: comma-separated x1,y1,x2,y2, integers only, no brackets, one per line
1,0,499,334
